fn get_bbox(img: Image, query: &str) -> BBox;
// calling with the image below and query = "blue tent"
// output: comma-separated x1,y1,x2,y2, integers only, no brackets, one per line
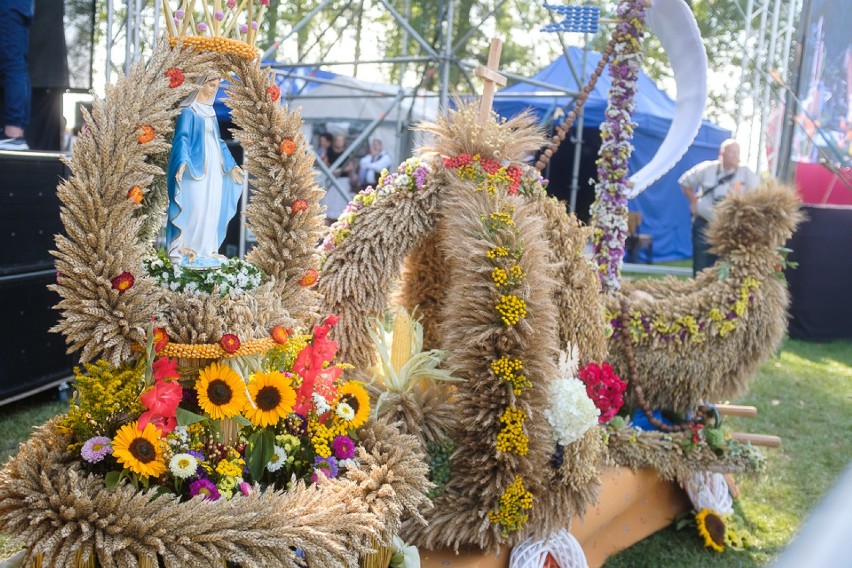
493,47,730,262
213,64,336,123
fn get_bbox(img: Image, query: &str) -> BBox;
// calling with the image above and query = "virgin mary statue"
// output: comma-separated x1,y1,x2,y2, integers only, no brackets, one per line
166,76,244,267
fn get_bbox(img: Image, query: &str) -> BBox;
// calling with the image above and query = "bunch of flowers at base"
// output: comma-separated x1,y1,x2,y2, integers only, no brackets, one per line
62,313,372,499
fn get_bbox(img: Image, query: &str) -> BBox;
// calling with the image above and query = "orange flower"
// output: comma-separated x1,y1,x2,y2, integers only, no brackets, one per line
165,67,185,88
291,199,308,213
111,271,135,293
152,327,170,352
137,125,155,144
271,326,289,344
279,138,296,156
128,185,144,205
220,333,241,354
299,268,318,287
267,85,281,102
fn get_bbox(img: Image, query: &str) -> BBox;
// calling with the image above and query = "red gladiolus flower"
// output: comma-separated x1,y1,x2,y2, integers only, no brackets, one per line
267,85,281,102
271,325,289,344
323,314,340,327
165,67,185,88
138,410,178,435
299,268,318,287
220,333,241,354
140,379,183,416
291,199,308,213
152,357,180,381
152,327,170,353
111,272,135,293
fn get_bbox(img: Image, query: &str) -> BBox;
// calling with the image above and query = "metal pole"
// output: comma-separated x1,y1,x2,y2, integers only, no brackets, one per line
568,41,588,214
375,0,440,59
396,0,411,165
758,0,783,176
734,0,756,137
260,0,338,61
777,0,811,182
154,0,161,49
106,0,114,85
748,0,769,170
440,0,454,111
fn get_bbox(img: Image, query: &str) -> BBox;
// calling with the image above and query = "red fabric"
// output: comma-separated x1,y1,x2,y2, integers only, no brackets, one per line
794,162,852,207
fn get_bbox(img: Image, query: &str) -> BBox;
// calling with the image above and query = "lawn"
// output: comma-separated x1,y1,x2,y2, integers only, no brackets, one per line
1,339,850,566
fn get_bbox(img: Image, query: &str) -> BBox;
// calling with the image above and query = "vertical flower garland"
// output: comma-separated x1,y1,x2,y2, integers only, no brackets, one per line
481,208,535,533
590,0,647,292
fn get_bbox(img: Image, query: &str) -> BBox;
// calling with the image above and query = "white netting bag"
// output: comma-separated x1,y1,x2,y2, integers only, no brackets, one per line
509,529,588,568
683,471,734,515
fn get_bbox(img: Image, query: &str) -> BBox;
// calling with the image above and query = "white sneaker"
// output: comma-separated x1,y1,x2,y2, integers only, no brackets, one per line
0,136,29,150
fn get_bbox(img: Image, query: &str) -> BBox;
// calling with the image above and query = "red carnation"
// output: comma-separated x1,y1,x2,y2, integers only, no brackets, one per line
165,67,185,88
578,361,626,423
220,333,241,354
267,85,281,102
111,272,135,293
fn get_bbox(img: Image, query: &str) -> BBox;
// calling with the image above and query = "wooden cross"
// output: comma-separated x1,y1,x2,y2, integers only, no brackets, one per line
475,38,507,122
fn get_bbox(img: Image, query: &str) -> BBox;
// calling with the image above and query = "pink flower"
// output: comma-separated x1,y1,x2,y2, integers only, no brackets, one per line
251,20,259,30
227,0,236,7
331,435,355,460
197,22,208,32
174,9,184,19
138,411,177,435
140,379,183,416
189,479,220,501
239,481,253,496
152,357,180,381
81,436,113,463
578,362,626,423
239,23,248,34
214,11,224,20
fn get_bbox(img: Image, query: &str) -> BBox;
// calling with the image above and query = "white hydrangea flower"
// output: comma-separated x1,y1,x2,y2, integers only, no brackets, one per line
546,344,599,446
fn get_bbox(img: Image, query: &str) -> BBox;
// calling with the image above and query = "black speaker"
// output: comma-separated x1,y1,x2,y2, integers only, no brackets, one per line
0,152,66,275
0,270,75,402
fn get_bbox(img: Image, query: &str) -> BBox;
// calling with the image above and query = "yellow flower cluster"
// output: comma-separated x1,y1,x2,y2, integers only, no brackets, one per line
488,475,533,533
509,265,525,281
491,267,508,287
215,458,245,478
487,212,515,227
490,356,531,395
61,360,146,451
496,294,527,326
496,407,529,455
486,246,509,259
169,36,258,60
308,416,349,458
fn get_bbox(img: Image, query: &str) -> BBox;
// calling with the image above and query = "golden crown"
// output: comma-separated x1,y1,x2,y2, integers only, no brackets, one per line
162,0,268,59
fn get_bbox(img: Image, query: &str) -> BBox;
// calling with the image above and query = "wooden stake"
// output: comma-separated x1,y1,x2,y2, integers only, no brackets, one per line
716,404,758,418
475,38,507,122
730,433,782,447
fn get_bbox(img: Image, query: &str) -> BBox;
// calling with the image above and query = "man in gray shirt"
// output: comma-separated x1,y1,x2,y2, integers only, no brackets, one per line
679,139,759,275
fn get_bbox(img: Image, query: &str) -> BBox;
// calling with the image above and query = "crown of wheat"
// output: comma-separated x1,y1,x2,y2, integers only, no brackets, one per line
163,0,269,59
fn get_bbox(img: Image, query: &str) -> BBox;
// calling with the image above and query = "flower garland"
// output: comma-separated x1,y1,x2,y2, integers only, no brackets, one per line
143,251,263,295
443,153,548,198
319,157,431,266
479,204,537,532
607,277,762,344
589,0,647,292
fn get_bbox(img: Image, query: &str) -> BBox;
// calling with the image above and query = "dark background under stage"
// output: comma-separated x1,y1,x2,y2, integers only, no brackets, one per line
786,205,852,342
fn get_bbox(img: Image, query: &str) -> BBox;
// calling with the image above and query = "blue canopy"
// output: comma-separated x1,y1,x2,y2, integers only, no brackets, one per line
494,47,730,262
213,63,336,123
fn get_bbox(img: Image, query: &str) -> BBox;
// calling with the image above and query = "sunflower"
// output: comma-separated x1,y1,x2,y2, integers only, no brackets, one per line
112,421,167,478
244,371,297,427
696,508,726,552
335,381,371,428
196,362,247,419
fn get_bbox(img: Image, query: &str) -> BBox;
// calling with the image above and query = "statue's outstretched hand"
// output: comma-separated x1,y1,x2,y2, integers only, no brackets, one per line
230,166,245,184
176,164,186,183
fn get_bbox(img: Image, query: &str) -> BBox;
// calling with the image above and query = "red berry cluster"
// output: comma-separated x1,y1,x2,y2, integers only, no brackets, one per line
165,67,185,88
443,153,474,168
204,440,230,463
506,165,523,195
578,362,626,423
479,158,501,174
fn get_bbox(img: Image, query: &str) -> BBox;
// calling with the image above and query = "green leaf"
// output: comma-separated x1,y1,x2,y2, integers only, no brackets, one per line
231,415,251,428
104,470,122,490
175,407,207,427
247,429,275,482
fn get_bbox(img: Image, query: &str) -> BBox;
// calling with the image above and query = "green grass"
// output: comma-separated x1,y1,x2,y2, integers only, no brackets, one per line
605,339,852,567
1,340,850,565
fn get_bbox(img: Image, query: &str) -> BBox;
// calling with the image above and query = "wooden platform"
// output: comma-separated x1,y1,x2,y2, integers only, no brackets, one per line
420,467,691,568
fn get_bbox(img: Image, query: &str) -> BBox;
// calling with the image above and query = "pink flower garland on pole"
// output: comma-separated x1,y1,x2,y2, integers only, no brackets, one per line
590,0,647,292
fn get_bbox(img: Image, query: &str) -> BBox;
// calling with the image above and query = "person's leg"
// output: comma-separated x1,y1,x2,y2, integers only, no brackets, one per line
0,6,32,139
691,217,718,276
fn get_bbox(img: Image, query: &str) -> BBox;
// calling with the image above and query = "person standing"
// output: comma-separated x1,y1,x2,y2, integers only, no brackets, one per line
322,134,353,221
679,139,759,276
358,139,393,188
0,0,34,150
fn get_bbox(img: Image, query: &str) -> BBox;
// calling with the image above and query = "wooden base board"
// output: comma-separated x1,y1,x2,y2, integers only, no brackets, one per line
420,467,691,568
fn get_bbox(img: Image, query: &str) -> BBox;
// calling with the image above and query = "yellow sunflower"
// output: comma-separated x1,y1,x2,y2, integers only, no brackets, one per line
112,421,167,478
335,381,371,428
696,508,726,552
244,371,296,427
196,362,247,419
